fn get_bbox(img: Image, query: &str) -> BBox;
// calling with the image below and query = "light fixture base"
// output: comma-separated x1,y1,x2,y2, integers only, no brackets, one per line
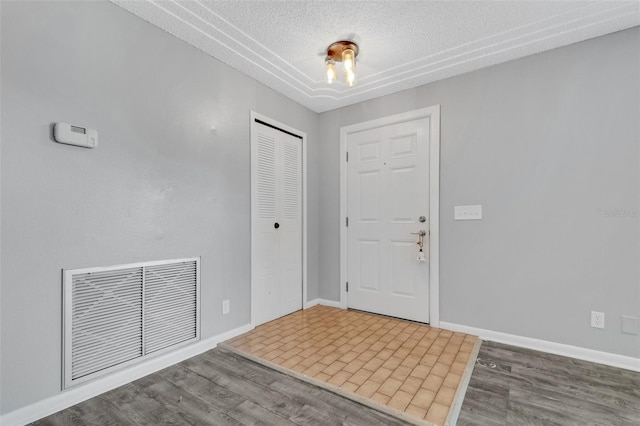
326,41,359,62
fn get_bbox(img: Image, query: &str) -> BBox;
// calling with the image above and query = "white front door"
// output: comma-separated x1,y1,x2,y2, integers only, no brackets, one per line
346,117,431,323
251,119,303,326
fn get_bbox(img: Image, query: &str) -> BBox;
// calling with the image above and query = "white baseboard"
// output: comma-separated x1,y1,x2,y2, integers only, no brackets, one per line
317,298,343,309
0,323,254,426
303,298,342,309
440,321,640,372
303,298,319,309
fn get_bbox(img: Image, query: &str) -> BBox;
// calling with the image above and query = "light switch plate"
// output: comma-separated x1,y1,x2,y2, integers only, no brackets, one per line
455,205,482,220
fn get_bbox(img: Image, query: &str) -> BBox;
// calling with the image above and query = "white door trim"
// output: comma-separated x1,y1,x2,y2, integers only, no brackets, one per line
339,106,441,327
250,111,308,327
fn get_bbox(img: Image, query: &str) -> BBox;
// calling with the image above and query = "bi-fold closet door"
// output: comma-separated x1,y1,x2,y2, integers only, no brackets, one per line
251,118,303,326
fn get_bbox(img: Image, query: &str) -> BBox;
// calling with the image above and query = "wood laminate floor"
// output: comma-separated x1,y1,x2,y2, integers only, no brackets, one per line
458,341,640,426
33,341,640,426
33,347,408,426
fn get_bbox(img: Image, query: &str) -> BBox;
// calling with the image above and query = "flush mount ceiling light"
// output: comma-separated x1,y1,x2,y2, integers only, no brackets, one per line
325,40,359,87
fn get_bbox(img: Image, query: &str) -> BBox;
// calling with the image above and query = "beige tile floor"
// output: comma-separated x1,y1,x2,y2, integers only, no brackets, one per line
223,305,479,425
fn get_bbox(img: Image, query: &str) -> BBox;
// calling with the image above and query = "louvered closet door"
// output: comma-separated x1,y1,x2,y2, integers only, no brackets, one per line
252,121,302,326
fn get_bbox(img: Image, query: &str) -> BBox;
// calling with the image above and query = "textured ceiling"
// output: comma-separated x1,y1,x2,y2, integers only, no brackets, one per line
112,1,640,113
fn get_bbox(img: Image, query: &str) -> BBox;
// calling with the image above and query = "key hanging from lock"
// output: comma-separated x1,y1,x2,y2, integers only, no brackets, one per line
411,230,427,262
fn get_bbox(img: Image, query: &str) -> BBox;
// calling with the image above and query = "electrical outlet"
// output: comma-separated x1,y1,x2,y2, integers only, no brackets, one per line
222,299,230,315
591,311,605,329
622,315,638,335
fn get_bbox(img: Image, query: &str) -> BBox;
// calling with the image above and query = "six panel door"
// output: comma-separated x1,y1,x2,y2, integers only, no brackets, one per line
347,118,430,323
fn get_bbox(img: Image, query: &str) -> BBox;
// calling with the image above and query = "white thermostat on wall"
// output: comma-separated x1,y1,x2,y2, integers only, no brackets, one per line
53,122,98,148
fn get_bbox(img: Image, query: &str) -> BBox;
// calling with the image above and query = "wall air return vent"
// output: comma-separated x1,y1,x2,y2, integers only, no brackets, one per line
63,258,200,389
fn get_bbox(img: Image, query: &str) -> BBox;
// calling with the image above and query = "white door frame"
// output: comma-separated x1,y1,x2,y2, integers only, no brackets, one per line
339,106,441,327
250,111,308,327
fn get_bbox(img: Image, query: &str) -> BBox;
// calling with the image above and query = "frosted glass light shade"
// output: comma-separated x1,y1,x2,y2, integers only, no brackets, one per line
342,48,355,73
342,48,356,86
345,68,356,87
326,59,336,84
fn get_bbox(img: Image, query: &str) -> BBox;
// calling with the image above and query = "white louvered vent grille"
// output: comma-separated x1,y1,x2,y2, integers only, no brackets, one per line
71,267,143,380
145,261,198,353
63,258,200,389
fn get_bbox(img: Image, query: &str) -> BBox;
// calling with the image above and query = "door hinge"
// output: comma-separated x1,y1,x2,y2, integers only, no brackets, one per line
346,151,349,162
346,217,349,227
346,282,349,292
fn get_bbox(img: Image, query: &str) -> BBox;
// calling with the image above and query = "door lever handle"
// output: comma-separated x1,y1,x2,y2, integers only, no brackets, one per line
411,230,426,237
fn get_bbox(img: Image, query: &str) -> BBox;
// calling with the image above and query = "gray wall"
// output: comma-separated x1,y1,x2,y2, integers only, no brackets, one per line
0,1,319,415
319,27,640,359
